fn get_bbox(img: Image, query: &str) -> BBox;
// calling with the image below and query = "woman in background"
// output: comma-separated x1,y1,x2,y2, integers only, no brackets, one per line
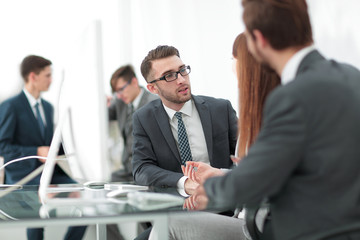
235,32,280,160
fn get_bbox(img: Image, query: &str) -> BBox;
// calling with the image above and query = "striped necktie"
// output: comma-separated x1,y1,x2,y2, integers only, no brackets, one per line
35,102,45,139
175,112,192,165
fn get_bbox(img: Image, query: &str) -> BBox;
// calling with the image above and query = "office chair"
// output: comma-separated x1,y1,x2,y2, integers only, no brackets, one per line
244,204,261,240
244,202,270,240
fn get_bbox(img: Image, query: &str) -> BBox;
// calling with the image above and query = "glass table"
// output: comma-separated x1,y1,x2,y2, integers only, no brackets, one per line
0,184,188,240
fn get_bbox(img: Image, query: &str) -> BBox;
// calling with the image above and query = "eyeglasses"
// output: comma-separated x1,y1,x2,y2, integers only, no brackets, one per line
149,65,191,84
115,80,131,94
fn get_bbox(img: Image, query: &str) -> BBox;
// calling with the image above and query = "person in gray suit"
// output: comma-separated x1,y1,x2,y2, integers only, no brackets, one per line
185,1,360,240
132,45,238,195
148,32,281,240
107,64,158,240
108,64,158,182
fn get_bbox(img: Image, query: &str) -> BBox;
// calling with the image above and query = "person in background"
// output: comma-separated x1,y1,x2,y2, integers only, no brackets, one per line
187,0,360,240
106,64,158,240
149,33,280,240
0,55,86,240
108,64,158,182
131,45,238,196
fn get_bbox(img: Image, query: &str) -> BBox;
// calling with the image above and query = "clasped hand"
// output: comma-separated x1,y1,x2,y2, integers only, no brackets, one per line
181,161,224,210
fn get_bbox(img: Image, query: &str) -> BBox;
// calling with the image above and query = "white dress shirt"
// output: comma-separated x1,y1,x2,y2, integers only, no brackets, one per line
281,45,316,85
131,88,144,110
23,88,47,126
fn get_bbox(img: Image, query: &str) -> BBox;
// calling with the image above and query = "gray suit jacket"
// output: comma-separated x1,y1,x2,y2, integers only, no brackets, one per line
109,87,158,179
205,50,360,240
132,95,238,188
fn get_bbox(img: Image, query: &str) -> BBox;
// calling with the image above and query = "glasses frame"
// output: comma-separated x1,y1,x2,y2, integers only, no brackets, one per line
149,65,191,84
115,79,132,94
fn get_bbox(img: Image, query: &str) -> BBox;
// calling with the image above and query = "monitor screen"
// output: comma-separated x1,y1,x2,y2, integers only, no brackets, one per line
39,20,110,200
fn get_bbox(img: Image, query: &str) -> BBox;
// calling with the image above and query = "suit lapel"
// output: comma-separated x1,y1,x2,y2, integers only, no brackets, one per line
153,100,182,164
193,96,213,162
138,89,149,108
19,92,43,138
41,100,54,144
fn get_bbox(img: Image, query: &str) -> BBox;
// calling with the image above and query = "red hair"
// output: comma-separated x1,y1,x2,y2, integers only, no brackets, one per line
233,33,281,158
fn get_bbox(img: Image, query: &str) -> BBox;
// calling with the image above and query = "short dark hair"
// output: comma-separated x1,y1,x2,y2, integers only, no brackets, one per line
110,64,136,92
21,55,52,82
140,45,180,82
242,0,313,50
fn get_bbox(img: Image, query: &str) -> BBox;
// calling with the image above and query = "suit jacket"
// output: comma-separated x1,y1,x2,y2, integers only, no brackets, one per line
0,91,72,185
132,95,238,188
205,50,360,240
109,87,158,177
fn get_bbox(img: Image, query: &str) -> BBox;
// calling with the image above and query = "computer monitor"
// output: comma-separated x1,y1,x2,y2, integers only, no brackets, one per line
39,20,110,202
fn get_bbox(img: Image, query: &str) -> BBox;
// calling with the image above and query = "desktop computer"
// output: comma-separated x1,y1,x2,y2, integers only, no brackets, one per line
39,19,110,202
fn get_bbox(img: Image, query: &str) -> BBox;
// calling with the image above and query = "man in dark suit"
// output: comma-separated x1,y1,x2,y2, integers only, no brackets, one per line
107,64,158,240
0,55,86,240
186,1,360,240
108,64,158,182
132,45,238,195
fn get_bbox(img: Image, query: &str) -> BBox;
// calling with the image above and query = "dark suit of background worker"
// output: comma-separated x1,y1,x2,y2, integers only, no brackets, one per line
131,45,238,195
188,1,360,240
106,64,158,240
0,55,86,240
108,64,158,182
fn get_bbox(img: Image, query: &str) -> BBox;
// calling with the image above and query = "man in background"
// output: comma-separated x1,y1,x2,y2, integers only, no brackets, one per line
0,55,86,240
132,45,238,195
108,64,158,182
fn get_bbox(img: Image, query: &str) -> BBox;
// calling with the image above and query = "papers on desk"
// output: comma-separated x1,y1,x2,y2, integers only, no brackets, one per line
104,183,149,191
105,184,184,210
127,192,184,211
105,184,149,198
45,184,84,193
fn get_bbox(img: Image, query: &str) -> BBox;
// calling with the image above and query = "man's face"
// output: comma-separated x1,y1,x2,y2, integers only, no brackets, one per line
33,66,52,92
147,55,191,110
114,77,137,104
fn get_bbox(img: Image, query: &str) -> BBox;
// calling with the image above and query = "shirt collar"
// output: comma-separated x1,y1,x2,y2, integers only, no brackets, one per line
131,88,144,109
281,45,316,85
163,99,193,120
23,88,41,107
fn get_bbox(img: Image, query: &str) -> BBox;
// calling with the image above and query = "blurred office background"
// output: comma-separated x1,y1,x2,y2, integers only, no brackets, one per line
0,0,359,239
1,0,359,115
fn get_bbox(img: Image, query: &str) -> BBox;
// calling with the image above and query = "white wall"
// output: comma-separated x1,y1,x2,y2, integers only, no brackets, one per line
308,0,360,69
1,1,360,115
0,0,242,113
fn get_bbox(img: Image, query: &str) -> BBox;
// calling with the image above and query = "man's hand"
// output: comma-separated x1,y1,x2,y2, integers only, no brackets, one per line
183,184,209,211
37,146,50,163
182,161,224,184
230,154,241,164
184,178,199,195
106,95,113,107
